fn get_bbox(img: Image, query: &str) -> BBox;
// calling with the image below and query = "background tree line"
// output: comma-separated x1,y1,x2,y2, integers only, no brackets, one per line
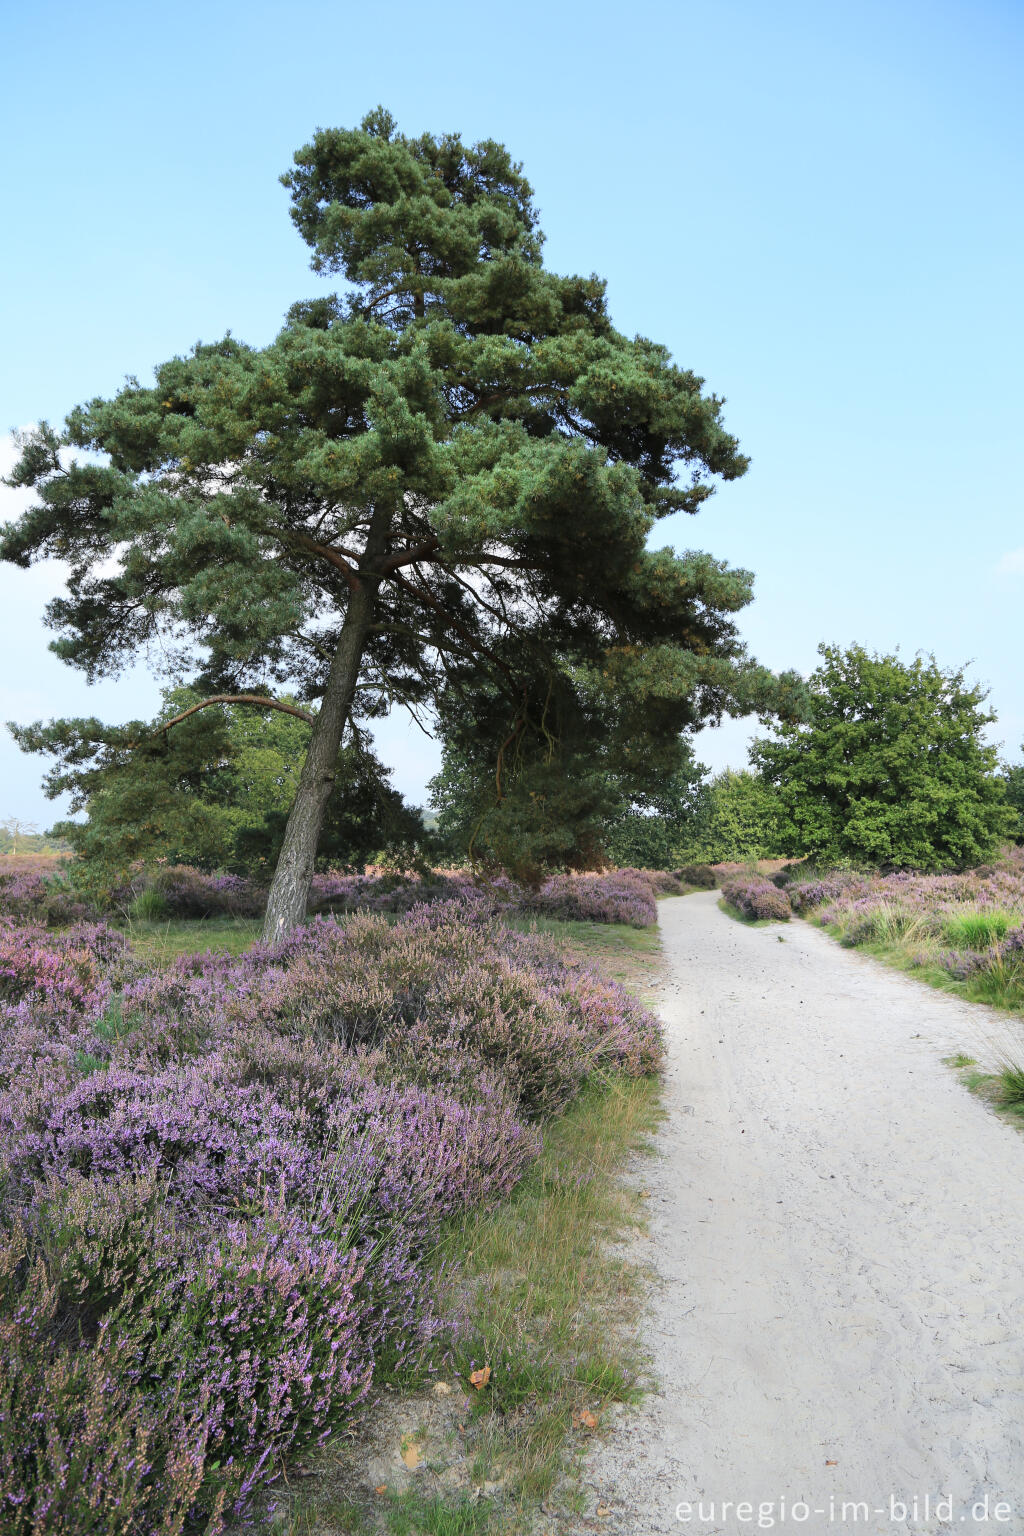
12,642,1023,883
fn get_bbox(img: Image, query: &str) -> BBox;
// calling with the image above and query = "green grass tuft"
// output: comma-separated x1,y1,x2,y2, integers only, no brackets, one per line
995,1059,1024,1114
941,910,1014,949
385,1490,493,1535
436,1071,662,1505
128,887,171,922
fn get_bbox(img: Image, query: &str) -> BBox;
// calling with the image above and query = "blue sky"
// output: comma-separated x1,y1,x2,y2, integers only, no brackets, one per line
1,0,1021,824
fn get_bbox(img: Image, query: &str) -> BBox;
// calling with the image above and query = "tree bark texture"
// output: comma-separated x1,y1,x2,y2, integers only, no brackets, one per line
261,506,391,940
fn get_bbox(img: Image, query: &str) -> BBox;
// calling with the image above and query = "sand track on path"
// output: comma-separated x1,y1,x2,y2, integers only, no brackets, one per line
581,892,1024,1535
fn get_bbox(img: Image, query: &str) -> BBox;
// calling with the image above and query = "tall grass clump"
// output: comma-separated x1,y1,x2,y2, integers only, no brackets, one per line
941,910,1015,949
994,1058,1024,1113
0,895,661,1531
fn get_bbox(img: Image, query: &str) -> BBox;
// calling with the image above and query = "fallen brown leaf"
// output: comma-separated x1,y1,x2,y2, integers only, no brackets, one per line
374,1484,387,1495
825,1459,838,1466
469,1365,491,1390
596,1505,612,1518
576,1409,598,1429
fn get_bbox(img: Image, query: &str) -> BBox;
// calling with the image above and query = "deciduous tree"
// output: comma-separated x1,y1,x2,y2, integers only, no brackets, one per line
751,644,1012,870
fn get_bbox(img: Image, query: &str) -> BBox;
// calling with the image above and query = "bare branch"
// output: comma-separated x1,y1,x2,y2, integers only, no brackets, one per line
385,569,517,689
380,536,440,574
288,530,361,592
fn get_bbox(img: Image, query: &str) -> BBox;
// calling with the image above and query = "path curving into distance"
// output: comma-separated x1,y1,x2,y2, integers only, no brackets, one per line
582,890,1024,1536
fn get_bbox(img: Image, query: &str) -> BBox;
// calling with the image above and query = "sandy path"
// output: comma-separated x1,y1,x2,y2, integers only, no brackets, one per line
582,892,1024,1535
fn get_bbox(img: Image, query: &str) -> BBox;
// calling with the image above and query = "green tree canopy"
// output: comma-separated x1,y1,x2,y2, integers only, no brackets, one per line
751,643,1012,870
14,691,427,888
2,107,797,935
431,719,708,878
675,768,784,865
999,755,1024,845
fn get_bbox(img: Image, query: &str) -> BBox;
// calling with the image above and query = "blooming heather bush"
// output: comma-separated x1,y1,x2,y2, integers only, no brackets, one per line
0,899,661,1528
142,865,266,919
721,876,792,922
0,1200,374,1533
0,922,126,1021
3,859,668,933
786,870,870,913
620,867,685,896
309,870,478,915
789,863,1024,991
0,867,93,927
525,870,659,927
311,867,663,927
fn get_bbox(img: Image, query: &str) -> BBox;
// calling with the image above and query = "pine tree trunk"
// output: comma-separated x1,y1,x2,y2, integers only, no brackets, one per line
261,509,389,941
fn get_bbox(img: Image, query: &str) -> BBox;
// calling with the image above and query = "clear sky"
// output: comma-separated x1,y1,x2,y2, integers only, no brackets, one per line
1,0,1021,825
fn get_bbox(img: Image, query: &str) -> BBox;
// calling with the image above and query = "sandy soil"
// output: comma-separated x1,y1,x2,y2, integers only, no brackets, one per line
580,892,1024,1535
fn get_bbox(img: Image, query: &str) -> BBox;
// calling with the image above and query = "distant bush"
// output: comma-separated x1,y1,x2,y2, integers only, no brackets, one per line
1,860,671,937
720,876,792,922
752,643,1014,870
313,868,662,929
625,867,686,896
143,865,266,919
0,867,93,927
526,871,659,928
673,863,717,890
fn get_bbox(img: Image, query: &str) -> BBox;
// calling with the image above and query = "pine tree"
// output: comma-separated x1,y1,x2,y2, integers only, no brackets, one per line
3,108,794,936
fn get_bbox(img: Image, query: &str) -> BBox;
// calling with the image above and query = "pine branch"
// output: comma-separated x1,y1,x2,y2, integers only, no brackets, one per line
134,694,314,742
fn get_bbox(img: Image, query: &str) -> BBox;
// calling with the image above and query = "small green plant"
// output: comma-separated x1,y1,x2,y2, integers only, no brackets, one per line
386,1491,492,1536
943,1053,978,1069
995,1059,1024,1114
94,997,136,1044
73,1050,108,1076
130,886,171,922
